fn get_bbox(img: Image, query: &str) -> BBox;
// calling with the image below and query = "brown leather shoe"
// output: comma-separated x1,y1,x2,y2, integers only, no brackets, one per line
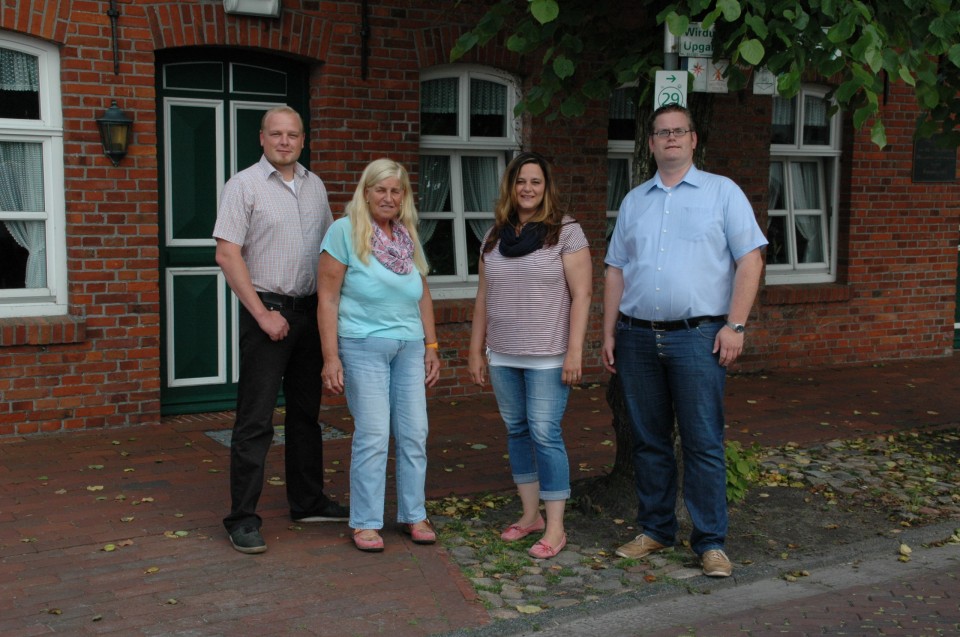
701,549,733,577
615,533,668,559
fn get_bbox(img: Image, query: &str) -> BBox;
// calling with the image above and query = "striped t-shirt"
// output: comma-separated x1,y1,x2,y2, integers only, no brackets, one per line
481,218,589,356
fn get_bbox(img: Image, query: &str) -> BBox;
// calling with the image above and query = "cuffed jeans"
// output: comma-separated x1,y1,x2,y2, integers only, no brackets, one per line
615,319,728,555
488,365,571,500
224,303,327,533
341,336,429,530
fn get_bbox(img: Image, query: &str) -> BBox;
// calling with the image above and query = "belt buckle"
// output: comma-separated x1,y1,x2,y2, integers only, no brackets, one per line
650,321,668,332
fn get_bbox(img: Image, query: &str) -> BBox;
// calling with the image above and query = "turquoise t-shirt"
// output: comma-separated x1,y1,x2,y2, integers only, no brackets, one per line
321,217,424,340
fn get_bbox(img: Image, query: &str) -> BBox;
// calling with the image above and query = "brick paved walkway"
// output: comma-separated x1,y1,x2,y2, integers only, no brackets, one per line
1,356,958,635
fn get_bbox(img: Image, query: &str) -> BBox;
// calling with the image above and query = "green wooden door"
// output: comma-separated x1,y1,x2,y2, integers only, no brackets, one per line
955,235,959,349
157,49,309,414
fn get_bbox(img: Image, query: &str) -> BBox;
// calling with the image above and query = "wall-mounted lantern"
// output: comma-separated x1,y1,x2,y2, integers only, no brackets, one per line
96,101,133,167
223,0,281,18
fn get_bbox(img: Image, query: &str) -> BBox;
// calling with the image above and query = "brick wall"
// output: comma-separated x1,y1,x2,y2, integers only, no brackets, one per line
1,0,956,436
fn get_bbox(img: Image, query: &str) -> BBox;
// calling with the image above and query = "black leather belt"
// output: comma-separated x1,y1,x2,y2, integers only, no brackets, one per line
257,291,317,312
619,313,724,331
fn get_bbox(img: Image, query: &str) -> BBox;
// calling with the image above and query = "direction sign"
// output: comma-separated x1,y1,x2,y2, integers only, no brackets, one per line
654,70,687,109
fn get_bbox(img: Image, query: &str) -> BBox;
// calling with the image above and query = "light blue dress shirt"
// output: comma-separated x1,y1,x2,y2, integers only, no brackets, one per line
605,165,767,321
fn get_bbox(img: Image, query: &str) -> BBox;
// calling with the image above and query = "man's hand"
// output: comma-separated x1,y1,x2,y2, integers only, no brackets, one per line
713,326,744,367
257,310,289,341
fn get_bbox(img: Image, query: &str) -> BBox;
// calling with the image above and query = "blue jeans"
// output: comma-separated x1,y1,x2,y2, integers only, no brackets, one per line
488,366,571,500
615,319,728,555
340,336,429,530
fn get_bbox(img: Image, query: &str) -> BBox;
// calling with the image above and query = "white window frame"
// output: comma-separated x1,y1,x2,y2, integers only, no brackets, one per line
419,65,520,299
767,85,840,285
0,31,66,318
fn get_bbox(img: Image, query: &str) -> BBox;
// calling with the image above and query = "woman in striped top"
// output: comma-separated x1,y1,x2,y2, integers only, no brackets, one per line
468,152,592,559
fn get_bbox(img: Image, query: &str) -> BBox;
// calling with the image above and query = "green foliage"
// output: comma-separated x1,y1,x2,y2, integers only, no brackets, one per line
725,440,762,503
451,0,960,148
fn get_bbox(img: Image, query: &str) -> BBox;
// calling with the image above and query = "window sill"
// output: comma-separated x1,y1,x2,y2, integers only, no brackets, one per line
0,315,87,347
761,283,851,305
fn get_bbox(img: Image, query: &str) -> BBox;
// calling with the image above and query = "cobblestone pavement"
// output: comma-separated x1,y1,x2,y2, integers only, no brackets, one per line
430,428,960,624
465,532,960,637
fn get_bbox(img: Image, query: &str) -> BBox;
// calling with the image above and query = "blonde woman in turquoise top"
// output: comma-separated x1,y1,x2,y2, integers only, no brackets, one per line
317,158,440,552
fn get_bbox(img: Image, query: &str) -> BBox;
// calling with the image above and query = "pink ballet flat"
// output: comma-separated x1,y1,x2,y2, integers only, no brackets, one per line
403,520,437,545
500,516,546,541
352,529,384,552
528,534,567,559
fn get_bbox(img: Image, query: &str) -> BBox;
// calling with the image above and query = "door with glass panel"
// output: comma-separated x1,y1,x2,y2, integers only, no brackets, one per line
157,48,308,414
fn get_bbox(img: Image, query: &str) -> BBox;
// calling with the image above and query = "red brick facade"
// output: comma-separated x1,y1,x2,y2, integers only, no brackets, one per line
1,0,957,436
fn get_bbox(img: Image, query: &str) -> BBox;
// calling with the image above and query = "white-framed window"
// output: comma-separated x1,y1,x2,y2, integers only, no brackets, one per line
419,66,519,299
0,31,66,318
607,87,637,241
767,85,840,284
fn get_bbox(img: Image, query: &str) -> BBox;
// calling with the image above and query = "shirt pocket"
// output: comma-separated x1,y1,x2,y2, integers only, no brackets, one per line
676,206,717,242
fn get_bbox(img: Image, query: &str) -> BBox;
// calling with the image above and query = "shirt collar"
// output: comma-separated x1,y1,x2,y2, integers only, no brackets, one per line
257,154,305,180
647,164,701,192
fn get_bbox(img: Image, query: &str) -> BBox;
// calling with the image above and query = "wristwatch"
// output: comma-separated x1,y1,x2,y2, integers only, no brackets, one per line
725,321,746,333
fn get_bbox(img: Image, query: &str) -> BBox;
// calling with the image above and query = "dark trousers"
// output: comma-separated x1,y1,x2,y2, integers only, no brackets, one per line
223,303,327,532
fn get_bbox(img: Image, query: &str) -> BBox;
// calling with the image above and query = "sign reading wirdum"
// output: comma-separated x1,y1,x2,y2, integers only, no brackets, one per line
679,23,715,57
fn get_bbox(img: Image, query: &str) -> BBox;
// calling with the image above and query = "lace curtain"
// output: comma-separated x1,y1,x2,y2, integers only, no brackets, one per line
0,47,39,92
772,96,794,127
607,158,629,211
470,79,505,116
421,78,457,114
790,162,823,263
461,156,496,244
0,142,46,287
417,156,450,244
609,88,635,121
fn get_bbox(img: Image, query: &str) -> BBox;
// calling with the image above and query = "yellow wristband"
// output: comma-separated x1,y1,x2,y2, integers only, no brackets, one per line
425,342,439,350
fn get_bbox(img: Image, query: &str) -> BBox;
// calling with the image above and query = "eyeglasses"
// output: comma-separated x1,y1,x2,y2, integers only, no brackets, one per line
651,128,692,139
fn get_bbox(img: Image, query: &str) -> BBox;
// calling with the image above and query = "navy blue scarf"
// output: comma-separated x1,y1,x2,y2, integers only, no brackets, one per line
498,222,546,258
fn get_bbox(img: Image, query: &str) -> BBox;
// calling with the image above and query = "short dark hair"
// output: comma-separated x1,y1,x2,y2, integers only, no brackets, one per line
648,104,694,135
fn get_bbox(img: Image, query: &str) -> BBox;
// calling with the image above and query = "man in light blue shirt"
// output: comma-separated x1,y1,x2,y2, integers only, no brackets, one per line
602,104,767,578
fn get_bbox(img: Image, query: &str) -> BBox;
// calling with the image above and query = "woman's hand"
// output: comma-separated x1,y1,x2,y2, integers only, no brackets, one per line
424,347,440,387
467,350,486,386
561,350,582,386
321,357,344,395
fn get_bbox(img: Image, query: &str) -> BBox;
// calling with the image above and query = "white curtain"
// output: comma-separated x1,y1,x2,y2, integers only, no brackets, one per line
0,141,46,287
470,79,505,116
609,88,635,120
790,162,823,263
772,96,794,126
768,161,784,209
417,155,451,244
607,158,629,211
421,78,457,114
804,95,827,127
0,47,39,92
461,156,497,244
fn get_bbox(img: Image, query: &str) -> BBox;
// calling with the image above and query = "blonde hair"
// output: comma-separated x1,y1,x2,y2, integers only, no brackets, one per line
346,158,429,276
260,105,304,132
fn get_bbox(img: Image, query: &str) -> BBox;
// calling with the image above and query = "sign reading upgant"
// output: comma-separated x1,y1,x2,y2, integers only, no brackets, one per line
679,23,715,58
